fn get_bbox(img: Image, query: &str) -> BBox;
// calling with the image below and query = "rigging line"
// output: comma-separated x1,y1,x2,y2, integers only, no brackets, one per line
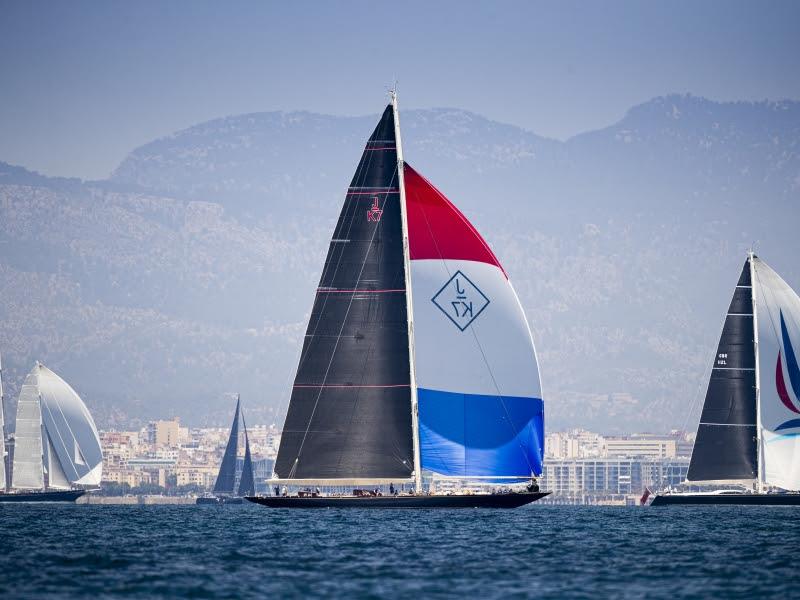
290,164,401,473
273,129,383,432
414,185,536,476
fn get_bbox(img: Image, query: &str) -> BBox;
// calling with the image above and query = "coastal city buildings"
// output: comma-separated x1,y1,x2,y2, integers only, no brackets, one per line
96,421,693,504
99,419,278,496
540,429,694,505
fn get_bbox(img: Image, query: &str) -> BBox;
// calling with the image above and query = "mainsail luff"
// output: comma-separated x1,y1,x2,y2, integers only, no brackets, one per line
274,104,414,481
687,258,758,483
751,251,764,492
213,396,240,494
391,91,422,493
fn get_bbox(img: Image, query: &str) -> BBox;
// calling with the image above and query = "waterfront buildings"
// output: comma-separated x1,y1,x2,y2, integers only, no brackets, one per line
540,429,694,505
97,420,691,503
99,419,280,495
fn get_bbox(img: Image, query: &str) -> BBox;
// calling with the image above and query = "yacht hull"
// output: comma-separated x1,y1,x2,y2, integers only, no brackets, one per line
651,493,800,506
196,496,245,505
246,491,550,509
0,490,85,503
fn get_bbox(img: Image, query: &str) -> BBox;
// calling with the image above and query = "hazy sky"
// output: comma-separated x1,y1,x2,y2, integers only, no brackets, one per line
1,0,799,179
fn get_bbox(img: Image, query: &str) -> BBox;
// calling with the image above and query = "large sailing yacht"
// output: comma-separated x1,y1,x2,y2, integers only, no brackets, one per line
247,93,548,509
653,252,800,505
0,361,103,503
197,395,255,505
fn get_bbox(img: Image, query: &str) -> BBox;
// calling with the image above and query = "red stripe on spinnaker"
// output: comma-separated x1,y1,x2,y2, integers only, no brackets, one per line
403,163,506,276
777,351,800,414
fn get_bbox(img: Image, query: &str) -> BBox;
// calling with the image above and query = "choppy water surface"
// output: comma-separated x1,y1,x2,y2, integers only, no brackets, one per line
0,503,797,598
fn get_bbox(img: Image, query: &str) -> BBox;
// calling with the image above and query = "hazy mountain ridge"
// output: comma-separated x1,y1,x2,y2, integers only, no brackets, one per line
1,94,798,432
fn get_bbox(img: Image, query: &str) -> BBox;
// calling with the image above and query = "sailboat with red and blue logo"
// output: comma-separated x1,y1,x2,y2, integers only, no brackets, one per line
247,93,548,508
653,252,800,505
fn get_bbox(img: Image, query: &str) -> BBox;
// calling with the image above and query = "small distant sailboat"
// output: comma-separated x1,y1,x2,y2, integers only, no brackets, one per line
197,395,255,505
0,360,103,503
653,252,800,505
247,92,548,509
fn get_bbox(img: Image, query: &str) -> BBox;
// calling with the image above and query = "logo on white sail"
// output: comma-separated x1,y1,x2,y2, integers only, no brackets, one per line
431,271,489,331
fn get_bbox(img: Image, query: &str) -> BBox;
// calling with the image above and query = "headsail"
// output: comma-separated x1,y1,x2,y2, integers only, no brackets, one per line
45,433,71,490
213,396,240,494
687,259,758,483
274,105,414,482
752,256,800,490
36,364,103,487
404,164,544,479
11,368,44,490
237,414,255,497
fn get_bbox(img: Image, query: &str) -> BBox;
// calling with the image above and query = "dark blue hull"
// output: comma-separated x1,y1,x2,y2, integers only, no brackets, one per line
0,490,85,503
651,493,800,506
246,491,550,509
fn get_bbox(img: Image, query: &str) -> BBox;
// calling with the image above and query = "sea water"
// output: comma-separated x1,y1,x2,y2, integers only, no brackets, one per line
0,503,796,598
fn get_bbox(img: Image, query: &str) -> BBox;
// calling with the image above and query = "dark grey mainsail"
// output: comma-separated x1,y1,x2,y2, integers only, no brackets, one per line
213,396,241,494
687,259,758,482
274,106,414,482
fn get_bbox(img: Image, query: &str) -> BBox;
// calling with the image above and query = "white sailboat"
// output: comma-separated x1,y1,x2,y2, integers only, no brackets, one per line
653,252,800,505
0,362,103,502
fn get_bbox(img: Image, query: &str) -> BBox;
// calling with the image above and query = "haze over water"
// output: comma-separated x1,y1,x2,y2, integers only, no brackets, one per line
1,504,797,598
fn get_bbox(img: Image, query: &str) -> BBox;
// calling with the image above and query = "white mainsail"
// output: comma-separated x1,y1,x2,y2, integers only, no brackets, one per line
11,370,44,490
753,257,800,490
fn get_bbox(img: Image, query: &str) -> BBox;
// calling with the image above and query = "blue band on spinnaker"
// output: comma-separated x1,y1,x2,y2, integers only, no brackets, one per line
418,388,544,478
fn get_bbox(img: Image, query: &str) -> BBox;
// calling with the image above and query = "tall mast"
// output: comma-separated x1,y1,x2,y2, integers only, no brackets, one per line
392,90,422,494
750,249,763,493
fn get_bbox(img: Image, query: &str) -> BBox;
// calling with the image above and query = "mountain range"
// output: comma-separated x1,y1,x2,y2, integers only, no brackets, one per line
1,94,798,432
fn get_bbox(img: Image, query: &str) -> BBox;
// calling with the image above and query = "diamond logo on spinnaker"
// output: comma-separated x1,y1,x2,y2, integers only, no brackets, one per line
431,271,489,331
